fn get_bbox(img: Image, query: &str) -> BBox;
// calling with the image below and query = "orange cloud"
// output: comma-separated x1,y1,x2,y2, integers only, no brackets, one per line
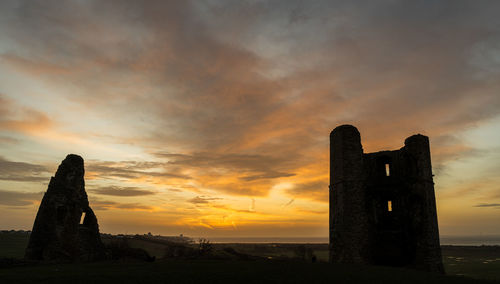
1,0,500,237
0,95,54,134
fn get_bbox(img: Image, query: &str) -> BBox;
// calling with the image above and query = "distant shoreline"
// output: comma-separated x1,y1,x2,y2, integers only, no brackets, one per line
3,230,500,246
207,236,500,246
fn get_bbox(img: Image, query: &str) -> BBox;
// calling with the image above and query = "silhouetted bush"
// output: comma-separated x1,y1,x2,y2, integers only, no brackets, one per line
198,238,213,256
106,239,155,262
163,243,197,258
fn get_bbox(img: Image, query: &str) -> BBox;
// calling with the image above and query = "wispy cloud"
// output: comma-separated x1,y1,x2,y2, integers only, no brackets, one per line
86,160,189,181
90,186,156,197
0,190,43,206
288,181,328,203
282,199,294,207
474,203,500,208
157,152,296,180
0,95,54,136
212,204,258,214
296,208,328,215
188,196,222,205
155,152,298,196
91,198,155,211
0,156,49,182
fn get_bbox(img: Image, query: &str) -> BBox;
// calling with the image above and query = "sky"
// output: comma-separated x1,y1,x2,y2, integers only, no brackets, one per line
0,0,499,239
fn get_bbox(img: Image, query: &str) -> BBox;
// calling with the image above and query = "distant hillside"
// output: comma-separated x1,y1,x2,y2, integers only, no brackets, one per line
1,231,500,282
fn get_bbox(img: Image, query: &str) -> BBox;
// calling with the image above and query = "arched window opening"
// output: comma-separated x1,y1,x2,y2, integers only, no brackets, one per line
385,163,391,176
387,200,393,212
80,212,86,225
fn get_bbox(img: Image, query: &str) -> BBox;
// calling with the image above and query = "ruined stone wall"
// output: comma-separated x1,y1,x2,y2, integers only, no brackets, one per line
25,154,105,262
363,150,412,266
329,125,443,273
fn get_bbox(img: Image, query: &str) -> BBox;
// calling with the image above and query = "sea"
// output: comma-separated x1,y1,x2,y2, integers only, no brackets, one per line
207,235,500,245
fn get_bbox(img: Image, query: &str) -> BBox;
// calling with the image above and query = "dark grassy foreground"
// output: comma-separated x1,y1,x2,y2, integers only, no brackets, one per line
0,230,30,259
443,246,500,281
1,231,499,283
1,259,498,284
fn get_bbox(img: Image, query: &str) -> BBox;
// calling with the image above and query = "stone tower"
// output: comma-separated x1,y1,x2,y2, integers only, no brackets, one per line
329,125,443,273
25,154,105,262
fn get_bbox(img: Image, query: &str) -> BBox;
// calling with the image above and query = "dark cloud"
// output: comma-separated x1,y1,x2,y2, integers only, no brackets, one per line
91,198,154,211
0,0,284,152
240,172,295,181
188,196,222,205
86,160,189,181
0,190,43,206
288,181,328,203
157,152,296,180
90,186,156,197
474,203,500,208
0,156,49,182
159,152,287,170
212,204,257,214
283,199,294,207
187,196,257,214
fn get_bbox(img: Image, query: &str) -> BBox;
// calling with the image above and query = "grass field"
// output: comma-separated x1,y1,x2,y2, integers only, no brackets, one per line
2,259,500,284
1,231,499,283
442,246,500,281
0,231,30,258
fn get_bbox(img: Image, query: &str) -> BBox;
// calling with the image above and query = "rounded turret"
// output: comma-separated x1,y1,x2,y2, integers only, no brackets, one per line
330,125,363,185
329,125,369,263
404,134,432,180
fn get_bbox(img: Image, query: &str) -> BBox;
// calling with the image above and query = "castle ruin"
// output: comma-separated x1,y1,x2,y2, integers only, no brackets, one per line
25,154,105,262
329,125,444,273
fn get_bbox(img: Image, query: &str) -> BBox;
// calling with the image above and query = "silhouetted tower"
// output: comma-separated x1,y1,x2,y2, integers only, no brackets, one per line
329,125,443,273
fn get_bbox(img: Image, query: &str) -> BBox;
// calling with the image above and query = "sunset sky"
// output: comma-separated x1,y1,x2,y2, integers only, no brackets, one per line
1,0,499,239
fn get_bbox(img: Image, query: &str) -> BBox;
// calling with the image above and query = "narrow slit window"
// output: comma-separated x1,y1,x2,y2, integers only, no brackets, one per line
385,163,390,176
80,212,86,224
387,201,393,212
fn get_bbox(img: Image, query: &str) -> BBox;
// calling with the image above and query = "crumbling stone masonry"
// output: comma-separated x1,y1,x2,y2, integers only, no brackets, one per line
329,125,444,273
25,154,105,262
